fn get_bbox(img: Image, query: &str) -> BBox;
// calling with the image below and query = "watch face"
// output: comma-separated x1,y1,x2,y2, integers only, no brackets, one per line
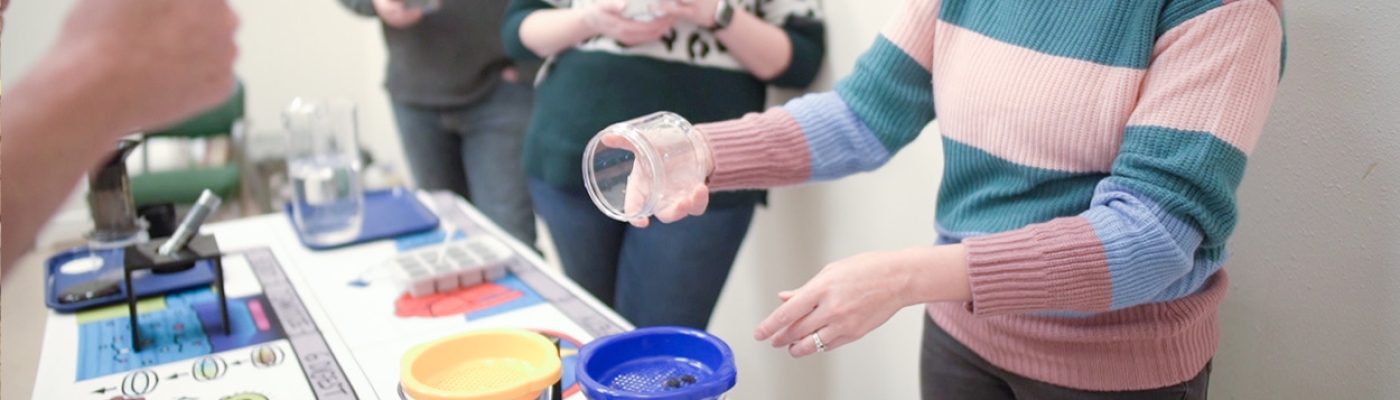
716,1,734,28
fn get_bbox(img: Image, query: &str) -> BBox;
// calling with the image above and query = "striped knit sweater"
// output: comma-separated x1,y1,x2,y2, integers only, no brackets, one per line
696,0,1285,391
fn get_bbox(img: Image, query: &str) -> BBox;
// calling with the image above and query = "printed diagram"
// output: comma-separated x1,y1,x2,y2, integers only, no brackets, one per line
77,289,285,381
64,249,353,400
250,345,286,368
88,344,288,397
31,205,629,400
221,393,272,400
192,356,228,381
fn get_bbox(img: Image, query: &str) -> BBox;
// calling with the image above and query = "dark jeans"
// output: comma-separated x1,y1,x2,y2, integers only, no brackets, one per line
921,315,1212,400
390,82,536,246
529,179,755,329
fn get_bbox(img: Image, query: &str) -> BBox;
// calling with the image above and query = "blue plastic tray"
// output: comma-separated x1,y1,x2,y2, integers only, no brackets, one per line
45,247,217,312
285,187,441,250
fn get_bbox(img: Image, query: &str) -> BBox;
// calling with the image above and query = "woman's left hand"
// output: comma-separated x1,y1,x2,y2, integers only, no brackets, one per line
754,251,918,358
754,245,971,358
659,0,721,29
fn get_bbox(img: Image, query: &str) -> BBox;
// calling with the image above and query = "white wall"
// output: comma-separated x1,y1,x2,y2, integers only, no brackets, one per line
229,0,404,172
1211,1,1400,399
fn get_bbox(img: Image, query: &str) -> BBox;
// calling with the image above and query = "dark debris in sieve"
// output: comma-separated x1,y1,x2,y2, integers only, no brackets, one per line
664,374,699,390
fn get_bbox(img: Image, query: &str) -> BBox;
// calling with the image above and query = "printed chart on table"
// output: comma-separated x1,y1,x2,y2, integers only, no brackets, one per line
30,192,629,400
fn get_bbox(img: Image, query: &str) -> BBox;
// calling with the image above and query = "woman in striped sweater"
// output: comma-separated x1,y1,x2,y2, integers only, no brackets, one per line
620,0,1286,397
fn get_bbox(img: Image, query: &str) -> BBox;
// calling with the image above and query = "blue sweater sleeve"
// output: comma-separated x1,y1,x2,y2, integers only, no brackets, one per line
779,33,935,182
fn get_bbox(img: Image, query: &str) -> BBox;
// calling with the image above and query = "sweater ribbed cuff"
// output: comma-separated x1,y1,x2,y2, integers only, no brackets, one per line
927,268,1226,391
695,110,813,191
962,217,1114,315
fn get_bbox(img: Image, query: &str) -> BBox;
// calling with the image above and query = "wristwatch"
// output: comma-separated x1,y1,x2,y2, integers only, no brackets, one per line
711,0,734,31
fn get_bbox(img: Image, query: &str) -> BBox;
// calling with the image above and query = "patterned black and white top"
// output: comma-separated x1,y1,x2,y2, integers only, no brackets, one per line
503,0,826,207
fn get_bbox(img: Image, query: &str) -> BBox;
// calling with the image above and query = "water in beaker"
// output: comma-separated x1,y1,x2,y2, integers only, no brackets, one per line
289,153,363,246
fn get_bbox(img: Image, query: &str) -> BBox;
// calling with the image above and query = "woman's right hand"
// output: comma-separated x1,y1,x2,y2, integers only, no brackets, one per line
630,179,709,228
582,0,676,46
599,132,711,228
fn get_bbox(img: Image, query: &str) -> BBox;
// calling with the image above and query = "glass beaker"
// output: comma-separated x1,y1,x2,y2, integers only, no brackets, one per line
582,112,712,222
283,98,365,247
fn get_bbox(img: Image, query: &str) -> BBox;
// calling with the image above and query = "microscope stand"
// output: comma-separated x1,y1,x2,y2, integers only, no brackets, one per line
122,234,229,352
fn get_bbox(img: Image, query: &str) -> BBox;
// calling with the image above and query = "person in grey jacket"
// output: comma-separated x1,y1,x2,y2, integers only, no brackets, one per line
338,0,540,246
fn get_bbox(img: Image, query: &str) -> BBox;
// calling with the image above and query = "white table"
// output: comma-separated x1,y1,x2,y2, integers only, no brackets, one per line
1,191,629,399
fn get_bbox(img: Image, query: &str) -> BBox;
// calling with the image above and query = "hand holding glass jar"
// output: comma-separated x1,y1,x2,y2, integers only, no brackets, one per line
583,112,714,227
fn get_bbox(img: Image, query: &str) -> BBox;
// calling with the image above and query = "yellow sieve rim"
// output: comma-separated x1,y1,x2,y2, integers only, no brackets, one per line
400,329,563,400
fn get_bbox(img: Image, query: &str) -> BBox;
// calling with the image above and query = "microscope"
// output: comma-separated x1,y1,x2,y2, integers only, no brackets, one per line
85,138,230,352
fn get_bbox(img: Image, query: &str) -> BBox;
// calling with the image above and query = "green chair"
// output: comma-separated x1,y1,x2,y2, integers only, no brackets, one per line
131,81,246,207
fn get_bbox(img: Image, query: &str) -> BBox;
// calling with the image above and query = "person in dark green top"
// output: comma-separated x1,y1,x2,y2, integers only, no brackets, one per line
338,0,540,245
503,0,825,328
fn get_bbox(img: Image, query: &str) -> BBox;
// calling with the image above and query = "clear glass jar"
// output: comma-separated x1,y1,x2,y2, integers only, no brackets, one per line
583,112,712,222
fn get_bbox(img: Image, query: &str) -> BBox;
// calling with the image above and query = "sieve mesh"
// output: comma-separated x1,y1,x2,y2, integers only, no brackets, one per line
604,357,711,393
423,359,534,393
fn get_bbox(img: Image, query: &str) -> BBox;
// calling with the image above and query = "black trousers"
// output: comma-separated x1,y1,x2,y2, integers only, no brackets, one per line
920,315,1212,400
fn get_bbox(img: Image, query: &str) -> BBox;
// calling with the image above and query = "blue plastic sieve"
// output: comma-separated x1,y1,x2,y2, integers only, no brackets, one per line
576,327,736,400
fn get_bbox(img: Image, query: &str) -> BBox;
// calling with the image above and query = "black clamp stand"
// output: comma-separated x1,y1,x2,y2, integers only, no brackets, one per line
122,234,228,352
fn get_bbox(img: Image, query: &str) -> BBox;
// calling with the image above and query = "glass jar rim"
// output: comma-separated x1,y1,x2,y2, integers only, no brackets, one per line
583,124,663,222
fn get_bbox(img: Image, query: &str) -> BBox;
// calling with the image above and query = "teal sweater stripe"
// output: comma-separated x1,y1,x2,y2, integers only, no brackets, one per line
1108,125,1248,261
832,35,935,154
936,126,1248,262
938,0,1159,68
936,138,1107,233
1158,0,1222,37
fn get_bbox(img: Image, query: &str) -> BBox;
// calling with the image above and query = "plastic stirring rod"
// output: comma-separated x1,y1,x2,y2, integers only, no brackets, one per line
433,223,458,267
348,263,391,287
